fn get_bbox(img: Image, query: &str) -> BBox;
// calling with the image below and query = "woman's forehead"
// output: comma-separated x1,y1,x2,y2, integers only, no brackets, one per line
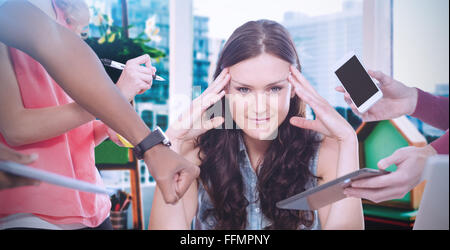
229,53,291,86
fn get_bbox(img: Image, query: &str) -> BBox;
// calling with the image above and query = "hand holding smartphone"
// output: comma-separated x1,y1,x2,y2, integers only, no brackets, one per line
333,52,383,113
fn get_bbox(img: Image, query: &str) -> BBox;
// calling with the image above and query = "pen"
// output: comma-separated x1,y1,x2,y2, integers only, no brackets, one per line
100,58,166,81
120,195,132,211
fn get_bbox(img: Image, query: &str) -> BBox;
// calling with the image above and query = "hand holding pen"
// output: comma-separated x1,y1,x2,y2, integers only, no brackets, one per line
103,55,162,102
102,58,165,82
101,55,165,148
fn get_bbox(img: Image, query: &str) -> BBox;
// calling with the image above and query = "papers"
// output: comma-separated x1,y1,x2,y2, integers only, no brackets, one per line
0,161,114,195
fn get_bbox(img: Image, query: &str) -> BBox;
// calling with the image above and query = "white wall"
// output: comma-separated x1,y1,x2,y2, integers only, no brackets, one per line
393,0,449,92
169,0,193,125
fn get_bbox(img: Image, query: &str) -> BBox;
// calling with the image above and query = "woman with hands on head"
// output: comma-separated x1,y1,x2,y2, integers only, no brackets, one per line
336,70,449,204
150,19,363,230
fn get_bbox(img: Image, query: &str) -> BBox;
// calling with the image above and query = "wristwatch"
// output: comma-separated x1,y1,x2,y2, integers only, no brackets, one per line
132,126,172,159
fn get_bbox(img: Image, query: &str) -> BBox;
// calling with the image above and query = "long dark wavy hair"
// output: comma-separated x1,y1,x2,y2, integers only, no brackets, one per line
196,20,322,230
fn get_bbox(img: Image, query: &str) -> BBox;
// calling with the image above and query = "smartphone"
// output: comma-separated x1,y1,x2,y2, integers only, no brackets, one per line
333,52,383,113
276,168,390,210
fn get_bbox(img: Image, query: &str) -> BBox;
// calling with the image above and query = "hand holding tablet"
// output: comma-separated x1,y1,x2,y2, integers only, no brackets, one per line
277,168,390,211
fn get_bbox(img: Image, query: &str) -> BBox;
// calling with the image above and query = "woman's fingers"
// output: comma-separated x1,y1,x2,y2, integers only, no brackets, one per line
193,68,229,108
202,68,230,96
288,75,325,114
201,90,226,112
290,117,316,131
169,68,228,139
290,116,329,136
202,116,225,131
186,90,226,132
289,65,320,98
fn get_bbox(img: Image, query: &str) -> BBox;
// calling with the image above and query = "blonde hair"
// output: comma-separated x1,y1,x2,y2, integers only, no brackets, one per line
54,0,90,36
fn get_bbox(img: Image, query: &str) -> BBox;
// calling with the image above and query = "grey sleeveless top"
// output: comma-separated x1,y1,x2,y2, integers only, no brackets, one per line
192,134,322,230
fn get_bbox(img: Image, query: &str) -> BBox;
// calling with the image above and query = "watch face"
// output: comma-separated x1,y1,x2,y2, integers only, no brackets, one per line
155,126,171,146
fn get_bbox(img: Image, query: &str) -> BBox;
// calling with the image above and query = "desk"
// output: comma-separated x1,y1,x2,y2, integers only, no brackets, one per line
363,204,417,230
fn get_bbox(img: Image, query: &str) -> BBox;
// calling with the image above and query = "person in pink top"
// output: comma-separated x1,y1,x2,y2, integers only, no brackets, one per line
0,144,40,190
0,1,200,206
0,0,156,229
336,70,449,204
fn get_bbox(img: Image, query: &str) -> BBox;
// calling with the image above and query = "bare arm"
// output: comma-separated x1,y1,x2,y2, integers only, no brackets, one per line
316,137,364,230
289,66,363,230
92,121,109,146
0,0,149,145
0,1,200,204
0,43,153,147
149,142,201,230
149,182,198,230
0,42,96,146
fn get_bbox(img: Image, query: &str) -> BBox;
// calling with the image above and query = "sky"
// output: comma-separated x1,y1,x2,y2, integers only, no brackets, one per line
193,0,344,39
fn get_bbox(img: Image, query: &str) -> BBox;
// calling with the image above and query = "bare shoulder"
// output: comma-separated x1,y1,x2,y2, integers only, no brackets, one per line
316,137,340,184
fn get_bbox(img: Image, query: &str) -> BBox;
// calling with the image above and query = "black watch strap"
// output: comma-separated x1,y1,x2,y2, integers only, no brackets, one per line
133,127,171,159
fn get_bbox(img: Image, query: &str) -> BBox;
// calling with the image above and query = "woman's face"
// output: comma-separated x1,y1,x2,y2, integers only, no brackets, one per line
227,53,295,140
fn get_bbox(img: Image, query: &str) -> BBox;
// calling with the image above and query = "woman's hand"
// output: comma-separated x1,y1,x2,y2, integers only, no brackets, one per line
116,54,156,102
288,65,356,143
167,68,230,152
289,67,363,229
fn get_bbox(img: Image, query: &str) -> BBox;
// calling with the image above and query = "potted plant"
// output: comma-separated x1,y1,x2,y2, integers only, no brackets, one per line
86,10,166,164
85,11,166,82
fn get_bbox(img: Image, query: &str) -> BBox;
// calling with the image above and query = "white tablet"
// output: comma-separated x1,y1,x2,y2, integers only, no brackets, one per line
0,161,114,195
276,168,390,211
333,52,383,113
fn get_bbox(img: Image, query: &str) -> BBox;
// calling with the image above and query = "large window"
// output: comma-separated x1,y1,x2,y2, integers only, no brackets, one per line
86,0,170,189
393,0,449,142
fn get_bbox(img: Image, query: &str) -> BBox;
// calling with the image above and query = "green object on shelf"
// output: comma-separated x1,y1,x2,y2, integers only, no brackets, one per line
364,121,409,171
95,140,129,165
363,121,411,204
363,204,417,222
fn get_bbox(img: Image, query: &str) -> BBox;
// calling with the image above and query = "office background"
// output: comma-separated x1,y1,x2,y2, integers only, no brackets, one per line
84,0,449,229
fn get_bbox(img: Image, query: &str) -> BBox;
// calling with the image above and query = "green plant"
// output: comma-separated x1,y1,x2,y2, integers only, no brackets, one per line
85,12,166,82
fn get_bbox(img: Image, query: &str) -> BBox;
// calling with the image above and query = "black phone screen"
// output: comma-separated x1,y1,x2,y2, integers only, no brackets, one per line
335,56,379,107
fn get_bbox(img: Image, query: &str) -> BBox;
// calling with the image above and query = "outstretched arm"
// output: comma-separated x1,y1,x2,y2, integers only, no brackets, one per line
0,1,199,204
0,0,149,144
